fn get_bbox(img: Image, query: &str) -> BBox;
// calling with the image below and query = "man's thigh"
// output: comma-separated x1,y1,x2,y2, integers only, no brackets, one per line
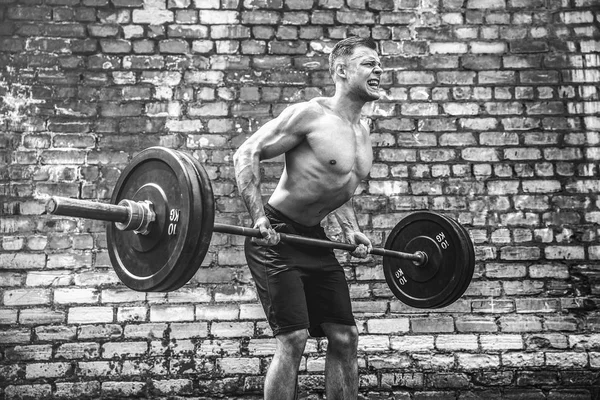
245,239,311,335
305,267,356,337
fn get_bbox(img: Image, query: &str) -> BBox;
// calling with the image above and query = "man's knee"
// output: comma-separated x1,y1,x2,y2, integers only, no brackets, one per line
324,324,358,353
276,329,309,358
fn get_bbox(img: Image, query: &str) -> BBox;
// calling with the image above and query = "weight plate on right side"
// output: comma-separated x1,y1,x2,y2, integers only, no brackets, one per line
435,214,475,308
383,211,468,309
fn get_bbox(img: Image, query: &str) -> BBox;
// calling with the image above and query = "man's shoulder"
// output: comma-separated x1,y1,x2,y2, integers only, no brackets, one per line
277,99,329,127
359,117,371,132
287,98,328,116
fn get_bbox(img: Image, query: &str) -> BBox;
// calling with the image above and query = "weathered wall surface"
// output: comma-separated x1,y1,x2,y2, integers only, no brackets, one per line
1,0,599,398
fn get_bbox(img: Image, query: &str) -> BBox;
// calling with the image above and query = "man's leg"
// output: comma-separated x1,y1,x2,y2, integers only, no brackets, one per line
321,323,359,400
264,329,308,400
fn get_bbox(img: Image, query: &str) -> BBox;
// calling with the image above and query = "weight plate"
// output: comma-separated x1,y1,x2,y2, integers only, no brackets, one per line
158,151,215,291
431,214,467,308
448,217,475,307
435,214,475,308
107,147,201,292
457,221,475,299
149,150,206,292
383,211,467,309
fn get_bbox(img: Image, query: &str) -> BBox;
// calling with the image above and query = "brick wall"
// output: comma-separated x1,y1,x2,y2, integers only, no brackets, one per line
1,0,600,398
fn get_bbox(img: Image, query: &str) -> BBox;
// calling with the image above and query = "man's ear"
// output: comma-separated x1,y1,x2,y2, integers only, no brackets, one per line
335,63,346,79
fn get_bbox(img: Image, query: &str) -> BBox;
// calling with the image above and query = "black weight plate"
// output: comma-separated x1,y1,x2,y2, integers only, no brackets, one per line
433,214,469,308
107,147,201,292
457,220,475,300
383,211,467,309
150,150,206,292
446,217,475,307
159,151,215,292
436,214,474,308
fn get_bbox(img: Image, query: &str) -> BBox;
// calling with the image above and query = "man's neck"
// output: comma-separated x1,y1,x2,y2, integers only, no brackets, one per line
329,91,368,124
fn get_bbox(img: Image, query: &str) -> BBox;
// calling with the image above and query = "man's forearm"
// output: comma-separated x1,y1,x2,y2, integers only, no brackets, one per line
333,199,361,238
233,152,265,223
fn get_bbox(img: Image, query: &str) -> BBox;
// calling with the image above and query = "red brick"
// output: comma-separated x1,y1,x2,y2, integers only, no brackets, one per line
4,385,52,399
336,10,375,24
132,9,173,24
396,71,435,85
102,381,146,397
241,10,279,24
99,39,131,53
8,6,52,20
430,42,468,54
515,298,561,313
456,316,498,332
151,379,193,396
411,317,454,333
55,342,100,359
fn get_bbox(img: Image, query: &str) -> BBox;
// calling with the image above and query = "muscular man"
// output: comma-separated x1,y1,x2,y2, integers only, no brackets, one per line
233,37,382,400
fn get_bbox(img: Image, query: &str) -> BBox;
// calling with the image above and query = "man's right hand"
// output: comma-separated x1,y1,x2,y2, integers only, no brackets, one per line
252,216,280,246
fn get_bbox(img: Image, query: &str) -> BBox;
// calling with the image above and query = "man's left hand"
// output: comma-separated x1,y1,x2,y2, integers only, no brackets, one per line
347,231,373,258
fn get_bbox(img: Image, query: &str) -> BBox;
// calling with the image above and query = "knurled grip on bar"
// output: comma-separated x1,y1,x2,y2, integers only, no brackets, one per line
213,223,427,264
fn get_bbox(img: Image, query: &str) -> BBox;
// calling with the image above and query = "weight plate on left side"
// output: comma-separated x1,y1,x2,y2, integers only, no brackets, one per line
157,150,214,292
107,147,201,292
383,211,467,309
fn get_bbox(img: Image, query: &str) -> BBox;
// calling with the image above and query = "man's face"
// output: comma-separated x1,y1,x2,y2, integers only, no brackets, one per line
344,46,382,102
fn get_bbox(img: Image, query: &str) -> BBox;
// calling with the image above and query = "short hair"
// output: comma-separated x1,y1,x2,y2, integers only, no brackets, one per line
328,36,378,76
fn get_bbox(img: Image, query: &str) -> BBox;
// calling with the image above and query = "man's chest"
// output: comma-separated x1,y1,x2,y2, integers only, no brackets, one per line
304,119,373,178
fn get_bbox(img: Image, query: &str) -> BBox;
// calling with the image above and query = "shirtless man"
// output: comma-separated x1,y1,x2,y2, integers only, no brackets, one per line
233,37,382,400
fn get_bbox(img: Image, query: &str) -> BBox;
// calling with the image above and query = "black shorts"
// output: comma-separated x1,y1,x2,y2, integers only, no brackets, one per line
244,204,355,338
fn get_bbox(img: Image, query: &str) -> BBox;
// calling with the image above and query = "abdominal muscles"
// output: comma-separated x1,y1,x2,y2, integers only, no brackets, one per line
268,164,359,226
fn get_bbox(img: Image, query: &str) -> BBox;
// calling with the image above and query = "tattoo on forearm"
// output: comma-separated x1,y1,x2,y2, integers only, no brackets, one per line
235,161,265,223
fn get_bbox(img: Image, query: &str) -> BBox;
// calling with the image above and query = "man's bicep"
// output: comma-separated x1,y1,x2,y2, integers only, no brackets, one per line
254,120,304,160
245,104,313,160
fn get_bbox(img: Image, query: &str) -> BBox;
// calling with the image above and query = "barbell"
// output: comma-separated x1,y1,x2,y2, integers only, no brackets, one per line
45,147,475,309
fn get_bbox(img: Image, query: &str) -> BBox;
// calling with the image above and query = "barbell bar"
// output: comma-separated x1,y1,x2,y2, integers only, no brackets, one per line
44,146,475,308
46,196,428,265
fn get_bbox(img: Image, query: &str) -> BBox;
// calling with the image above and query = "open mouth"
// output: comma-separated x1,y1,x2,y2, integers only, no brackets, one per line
367,79,379,89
